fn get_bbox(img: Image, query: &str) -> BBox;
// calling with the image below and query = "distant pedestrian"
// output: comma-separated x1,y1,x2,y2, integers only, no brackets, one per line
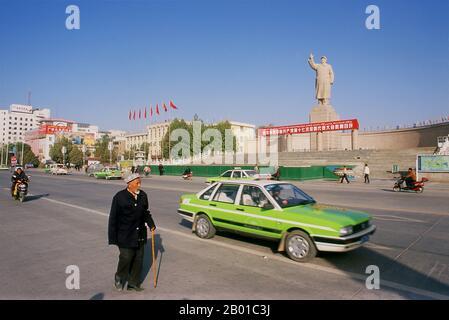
158,163,164,176
340,166,350,184
108,173,156,292
364,164,370,183
131,166,135,174
254,164,259,174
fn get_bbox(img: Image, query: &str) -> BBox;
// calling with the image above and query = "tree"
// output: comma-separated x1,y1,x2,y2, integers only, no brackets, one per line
4,142,39,167
69,147,83,167
50,136,73,164
161,118,236,159
94,135,117,164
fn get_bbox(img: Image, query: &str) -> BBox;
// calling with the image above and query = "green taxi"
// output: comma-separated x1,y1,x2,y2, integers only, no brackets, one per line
178,180,376,262
206,168,271,184
94,167,122,180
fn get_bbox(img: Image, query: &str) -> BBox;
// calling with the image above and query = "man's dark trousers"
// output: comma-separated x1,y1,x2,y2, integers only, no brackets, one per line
116,242,145,287
340,174,350,183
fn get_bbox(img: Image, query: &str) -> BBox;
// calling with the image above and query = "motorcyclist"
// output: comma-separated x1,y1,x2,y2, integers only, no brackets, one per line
11,166,29,197
403,168,416,189
182,168,192,179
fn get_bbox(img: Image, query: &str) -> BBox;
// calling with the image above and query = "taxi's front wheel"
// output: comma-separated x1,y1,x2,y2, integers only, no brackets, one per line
195,214,216,239
285,230,317,262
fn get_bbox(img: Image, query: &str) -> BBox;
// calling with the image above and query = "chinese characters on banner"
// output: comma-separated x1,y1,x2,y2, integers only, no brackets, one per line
258,119,359,136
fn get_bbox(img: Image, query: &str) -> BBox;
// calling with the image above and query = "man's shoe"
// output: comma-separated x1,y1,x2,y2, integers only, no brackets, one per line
114,277,124,291
127,285,144,292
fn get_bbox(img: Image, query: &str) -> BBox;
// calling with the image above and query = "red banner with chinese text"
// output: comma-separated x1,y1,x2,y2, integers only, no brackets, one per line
258,119,359,136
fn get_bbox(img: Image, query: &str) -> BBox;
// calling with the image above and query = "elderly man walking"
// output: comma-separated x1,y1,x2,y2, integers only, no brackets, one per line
108,173,156,292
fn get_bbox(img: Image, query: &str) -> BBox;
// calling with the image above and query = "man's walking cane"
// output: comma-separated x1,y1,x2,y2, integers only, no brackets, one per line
151,228,157,288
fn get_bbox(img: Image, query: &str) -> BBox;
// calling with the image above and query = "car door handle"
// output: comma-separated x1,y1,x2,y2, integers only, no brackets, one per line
236,208,245,211
209,203,217,207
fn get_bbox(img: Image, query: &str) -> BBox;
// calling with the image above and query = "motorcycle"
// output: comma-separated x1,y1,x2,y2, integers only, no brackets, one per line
13,179,29,202
182,171,193,180
393,177,428,193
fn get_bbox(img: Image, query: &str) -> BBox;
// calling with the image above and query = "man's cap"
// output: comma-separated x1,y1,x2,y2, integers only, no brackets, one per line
15,166,23,170
124,173,140,184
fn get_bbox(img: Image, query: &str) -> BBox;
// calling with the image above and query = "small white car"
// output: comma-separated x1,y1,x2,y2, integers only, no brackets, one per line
50,164,69,175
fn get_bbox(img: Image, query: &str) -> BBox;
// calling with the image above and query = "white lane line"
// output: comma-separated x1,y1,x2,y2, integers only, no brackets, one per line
330,203,449,217
372,215,426,223
27,193,449,300
393,216,445,262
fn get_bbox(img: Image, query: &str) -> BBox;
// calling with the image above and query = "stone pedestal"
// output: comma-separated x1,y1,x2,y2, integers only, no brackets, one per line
309,104,342,151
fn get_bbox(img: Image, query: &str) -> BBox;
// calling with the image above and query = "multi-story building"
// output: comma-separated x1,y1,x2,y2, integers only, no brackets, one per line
125,132,149,152
0,104,51,145
25,118,104,163
148,121,171,159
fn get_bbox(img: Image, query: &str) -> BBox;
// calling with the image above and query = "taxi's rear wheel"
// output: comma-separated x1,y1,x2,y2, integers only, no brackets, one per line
195,214,216,239
285,230,317,262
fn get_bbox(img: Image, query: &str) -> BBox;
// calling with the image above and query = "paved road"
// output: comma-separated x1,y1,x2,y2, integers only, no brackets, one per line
1,170,448,299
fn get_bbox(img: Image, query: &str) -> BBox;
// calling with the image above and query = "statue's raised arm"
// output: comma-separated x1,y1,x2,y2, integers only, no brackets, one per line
308,53,317,70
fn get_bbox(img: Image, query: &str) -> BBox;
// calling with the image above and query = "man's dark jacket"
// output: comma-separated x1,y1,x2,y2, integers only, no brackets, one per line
108,189,156,248
11,171,28,183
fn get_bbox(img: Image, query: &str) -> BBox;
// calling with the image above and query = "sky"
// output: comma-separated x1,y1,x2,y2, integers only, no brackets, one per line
0,0,448,132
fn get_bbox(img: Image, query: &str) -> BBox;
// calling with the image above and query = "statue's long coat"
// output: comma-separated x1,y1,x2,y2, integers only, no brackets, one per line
308,59,334,100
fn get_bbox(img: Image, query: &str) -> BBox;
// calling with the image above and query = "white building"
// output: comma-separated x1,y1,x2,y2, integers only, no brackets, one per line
72,122,99,140
0,104,51,145
148,121,171,159
125,132,149,151
98,129,127,141
228,121,257,154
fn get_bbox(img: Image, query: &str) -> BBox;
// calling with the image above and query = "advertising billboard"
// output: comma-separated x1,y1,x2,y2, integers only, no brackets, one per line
417,155,449,173
83,133,96,146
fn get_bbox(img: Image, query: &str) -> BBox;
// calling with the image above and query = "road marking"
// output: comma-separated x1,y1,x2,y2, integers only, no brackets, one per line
393,216,444,261
331,203,449,217
372,215,426,223
364,243,395,251
21,192,449,300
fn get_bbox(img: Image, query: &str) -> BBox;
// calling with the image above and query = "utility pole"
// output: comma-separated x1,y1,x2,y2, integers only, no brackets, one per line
108,141,113,165
62,146,67,165
20,140,25,166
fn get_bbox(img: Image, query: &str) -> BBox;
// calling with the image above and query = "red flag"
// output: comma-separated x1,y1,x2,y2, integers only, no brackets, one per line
150,105,153,117
144,108,147,119
156,104,160,115
133,110,136,120
163,103,168,112
139,109,141,119
169,100,178,109
128,110,131,120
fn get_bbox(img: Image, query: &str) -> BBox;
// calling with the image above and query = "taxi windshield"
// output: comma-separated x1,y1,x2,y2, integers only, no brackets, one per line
264,183,315,208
